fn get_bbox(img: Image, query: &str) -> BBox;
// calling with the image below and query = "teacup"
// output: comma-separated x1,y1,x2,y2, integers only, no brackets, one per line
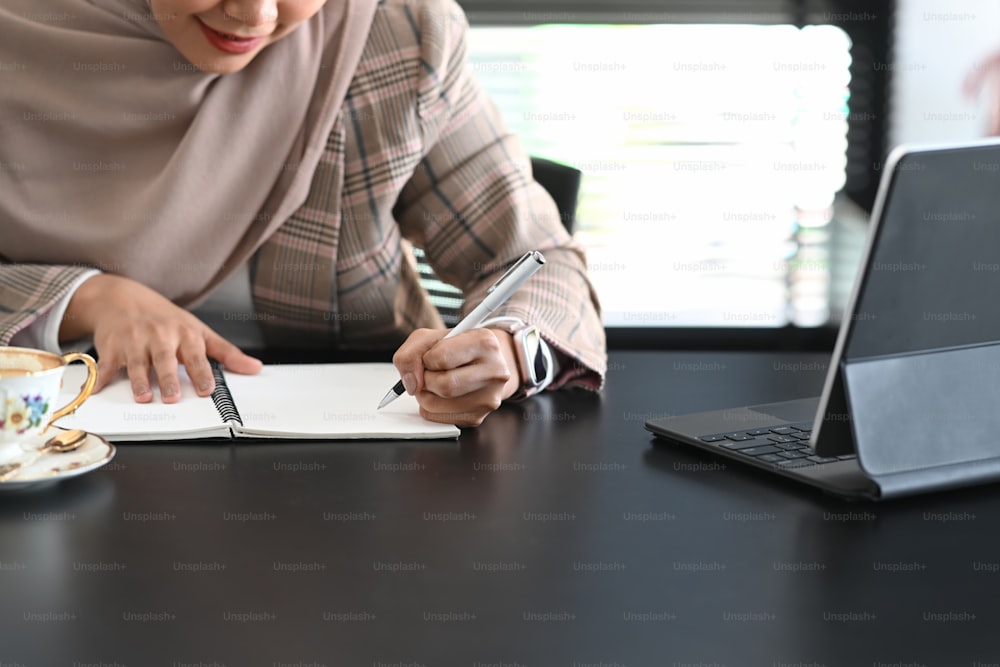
0,347,98,461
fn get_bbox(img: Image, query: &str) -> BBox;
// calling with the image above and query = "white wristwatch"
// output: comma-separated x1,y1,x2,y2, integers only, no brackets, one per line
480,316,555,399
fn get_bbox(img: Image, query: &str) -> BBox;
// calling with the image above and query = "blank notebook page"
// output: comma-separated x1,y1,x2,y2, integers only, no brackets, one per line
57,365,229,439
223,363,459,439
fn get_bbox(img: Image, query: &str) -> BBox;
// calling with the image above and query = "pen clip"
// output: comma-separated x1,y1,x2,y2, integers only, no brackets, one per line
486,252,536,294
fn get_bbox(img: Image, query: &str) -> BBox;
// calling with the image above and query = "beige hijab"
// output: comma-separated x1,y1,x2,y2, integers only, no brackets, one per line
0,0,378,306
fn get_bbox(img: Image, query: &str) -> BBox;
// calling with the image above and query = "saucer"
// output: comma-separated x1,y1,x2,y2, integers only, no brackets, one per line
0,427,116,491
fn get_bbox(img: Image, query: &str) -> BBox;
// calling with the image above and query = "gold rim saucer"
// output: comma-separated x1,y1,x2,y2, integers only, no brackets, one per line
0,427,116,491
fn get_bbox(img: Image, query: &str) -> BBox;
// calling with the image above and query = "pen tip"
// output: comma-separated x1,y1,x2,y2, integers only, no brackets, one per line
377,391,394,410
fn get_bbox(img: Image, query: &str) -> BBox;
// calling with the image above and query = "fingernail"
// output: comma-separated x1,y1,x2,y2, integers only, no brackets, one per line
135,386,149,396
163,385,178,398
402,372,416,394
198,382,212,393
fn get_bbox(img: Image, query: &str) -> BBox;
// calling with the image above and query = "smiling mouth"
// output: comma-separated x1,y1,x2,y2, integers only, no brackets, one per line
195,17,270,55
197,18,267,41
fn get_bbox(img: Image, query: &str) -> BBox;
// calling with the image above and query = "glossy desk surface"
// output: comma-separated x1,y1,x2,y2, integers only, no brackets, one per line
2,351,998,665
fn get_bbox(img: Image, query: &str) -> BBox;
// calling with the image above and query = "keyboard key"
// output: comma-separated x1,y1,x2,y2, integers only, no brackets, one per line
792,432,812,441
719,439,770,451
769,427,797,435
758,454,786,463
836,454,858,461
746,428,772,436
774,442,807,451
778,451,810,459
805,455,841,464
724,433,755,441
699,435,726,443
738,445,783,457
767,435,797,443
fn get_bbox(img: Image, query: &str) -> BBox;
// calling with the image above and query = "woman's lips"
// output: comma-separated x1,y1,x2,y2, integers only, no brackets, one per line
196,18,265,55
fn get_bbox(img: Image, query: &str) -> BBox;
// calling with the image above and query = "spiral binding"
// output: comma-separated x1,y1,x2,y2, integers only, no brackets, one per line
209,361,243,427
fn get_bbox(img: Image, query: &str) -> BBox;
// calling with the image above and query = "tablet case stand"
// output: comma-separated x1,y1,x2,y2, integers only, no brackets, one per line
841,343,1000,498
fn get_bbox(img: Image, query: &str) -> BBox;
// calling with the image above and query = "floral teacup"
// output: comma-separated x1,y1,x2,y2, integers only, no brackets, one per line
0,347,97,461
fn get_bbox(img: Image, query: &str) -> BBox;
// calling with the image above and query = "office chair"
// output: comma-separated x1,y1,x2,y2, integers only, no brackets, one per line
413,156,582,326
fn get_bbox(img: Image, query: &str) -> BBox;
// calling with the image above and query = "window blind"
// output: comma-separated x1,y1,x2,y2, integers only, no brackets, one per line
459,0,893,213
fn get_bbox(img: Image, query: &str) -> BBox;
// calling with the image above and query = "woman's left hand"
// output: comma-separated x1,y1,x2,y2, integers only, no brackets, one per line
392,328,521,426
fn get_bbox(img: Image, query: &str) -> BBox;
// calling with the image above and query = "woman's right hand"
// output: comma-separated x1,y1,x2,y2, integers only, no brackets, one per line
60,274,263,403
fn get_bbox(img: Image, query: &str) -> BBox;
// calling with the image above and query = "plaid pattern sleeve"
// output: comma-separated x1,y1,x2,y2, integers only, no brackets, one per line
390,0,607,390
0,264,97,346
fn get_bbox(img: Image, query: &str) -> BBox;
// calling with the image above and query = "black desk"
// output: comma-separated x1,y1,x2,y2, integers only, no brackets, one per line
2,351,998,666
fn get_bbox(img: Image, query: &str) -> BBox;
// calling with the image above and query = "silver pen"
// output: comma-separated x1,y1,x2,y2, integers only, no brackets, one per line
377,250,546,409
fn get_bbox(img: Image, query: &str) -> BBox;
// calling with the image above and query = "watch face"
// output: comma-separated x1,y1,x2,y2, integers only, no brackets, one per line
519,326,547,386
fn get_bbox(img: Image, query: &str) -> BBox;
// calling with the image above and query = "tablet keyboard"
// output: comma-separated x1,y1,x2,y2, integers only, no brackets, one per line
698,423,856,468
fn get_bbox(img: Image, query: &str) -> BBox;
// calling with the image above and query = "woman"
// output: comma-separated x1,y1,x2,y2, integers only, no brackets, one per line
0,0,606,426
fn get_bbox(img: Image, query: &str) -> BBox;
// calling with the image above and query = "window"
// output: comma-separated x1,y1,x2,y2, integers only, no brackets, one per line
468,22,858,328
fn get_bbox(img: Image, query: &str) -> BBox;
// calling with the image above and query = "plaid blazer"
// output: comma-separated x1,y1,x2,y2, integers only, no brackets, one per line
0,0,606,390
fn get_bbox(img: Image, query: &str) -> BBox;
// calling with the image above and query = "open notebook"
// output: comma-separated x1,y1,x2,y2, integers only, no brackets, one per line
56,363,460,441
